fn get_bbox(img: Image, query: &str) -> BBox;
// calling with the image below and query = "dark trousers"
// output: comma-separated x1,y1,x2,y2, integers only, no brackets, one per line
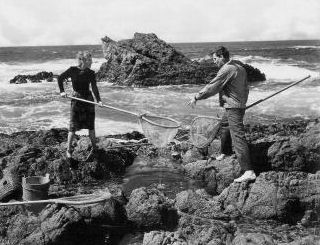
220,108,252,171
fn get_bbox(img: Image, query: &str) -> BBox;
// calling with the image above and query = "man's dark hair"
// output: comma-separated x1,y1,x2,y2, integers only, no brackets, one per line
210,46,230,59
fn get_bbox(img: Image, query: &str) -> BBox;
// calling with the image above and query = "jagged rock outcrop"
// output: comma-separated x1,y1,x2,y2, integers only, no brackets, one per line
163,118,320,244
281,235,320,245
181,119,319,195
0,129,140,201
173,170,320,243
143,231,187,245
175,189,231,221
175,192,234,244
0,129,147,244
268,121,320,172
0,198,127,245
176,170,320,224
239,171,320,223
96,33,265,86
199,59,266,83
232,233,276,245
183,157,242,195
97,33,203,86
1,117,319,243
126,187,178,229
0,128,138,201
9,71,54,84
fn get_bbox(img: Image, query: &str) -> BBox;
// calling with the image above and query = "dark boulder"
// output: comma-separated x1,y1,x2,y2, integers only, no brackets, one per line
0,197,128,245
175,189,231,221
232,233,276,245
143,231,188,245
0,128,136,187
198,59,266,83
97,33,202,86
182,119,320,195
183,157,241,195
241,63,266,82
216,171,320,223
176,119,320,226
9,71,54,84
267,121,320,172
172,170,320,242
126,187,177,229
0,204,87,245
96,33,266,86
282,235,320,245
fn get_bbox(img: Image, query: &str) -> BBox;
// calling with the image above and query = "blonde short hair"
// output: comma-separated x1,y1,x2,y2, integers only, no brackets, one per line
76,51,92,61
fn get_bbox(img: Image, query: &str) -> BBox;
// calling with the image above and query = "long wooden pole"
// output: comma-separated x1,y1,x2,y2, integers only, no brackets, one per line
67,95,139,117
0,193,111,206
246,75,311,109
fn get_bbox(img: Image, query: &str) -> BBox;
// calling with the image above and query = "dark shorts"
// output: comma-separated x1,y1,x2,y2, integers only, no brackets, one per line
69,91,95,132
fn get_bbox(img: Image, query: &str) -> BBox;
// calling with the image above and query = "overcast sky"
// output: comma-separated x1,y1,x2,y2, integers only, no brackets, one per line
0,0,319,47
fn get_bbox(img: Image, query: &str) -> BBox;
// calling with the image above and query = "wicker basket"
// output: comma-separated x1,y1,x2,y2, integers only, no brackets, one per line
0,171,21,201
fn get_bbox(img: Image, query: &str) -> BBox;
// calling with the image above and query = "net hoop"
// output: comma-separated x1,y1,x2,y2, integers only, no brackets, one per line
190,116,222,148
141,114,181,129
138,114,181,147
191,115,221,123
65,96,181,147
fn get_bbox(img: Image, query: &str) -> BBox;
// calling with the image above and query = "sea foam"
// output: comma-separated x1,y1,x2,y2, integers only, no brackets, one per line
234,55,319,81
291,45,320,49
0,57,106,85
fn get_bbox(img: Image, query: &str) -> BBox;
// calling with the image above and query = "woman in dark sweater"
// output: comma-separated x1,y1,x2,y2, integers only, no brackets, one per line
58,51,102,161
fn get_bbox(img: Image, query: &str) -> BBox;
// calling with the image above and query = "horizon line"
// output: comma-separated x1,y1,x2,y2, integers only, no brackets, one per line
0,38,319,48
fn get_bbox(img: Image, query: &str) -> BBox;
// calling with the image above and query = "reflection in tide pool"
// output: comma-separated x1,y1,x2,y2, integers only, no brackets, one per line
122,156,201,199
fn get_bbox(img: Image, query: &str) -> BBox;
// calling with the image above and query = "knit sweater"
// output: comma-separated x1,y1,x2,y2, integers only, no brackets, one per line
58,66,101,102
196,60,249,108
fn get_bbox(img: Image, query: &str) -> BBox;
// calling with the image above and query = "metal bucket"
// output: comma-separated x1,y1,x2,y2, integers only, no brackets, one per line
22,173,50,201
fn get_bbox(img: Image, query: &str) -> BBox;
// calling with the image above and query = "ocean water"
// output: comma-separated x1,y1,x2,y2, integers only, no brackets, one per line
0,40,319,136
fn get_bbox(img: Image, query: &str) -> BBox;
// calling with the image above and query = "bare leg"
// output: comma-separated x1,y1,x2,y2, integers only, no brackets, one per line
85,129,98,162
88,129,97,151
67,131,75,158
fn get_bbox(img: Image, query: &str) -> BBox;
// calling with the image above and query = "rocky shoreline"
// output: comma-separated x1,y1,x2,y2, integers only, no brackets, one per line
0,117,319,244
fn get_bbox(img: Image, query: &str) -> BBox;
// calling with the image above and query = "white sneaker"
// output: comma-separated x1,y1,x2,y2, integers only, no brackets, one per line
215,154,226,161
234,170,256,183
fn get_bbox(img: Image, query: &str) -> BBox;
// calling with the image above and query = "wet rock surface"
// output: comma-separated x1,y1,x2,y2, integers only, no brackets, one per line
0,128,137,187
0,117,319,244
0,129,140,244
126,187,178,229
0,199,128,245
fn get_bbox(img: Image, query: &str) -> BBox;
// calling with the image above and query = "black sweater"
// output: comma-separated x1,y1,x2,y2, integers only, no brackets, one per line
58,66,101,102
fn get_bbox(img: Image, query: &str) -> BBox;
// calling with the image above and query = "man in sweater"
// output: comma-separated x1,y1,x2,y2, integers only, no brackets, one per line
187,46,256,182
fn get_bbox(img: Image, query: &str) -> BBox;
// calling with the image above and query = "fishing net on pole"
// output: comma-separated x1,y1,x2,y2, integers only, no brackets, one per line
65,96,181,148
189,116,221,148
139,114,180,148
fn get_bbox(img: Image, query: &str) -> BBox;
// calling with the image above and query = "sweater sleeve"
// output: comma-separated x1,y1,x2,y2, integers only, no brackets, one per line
196,65,235,100
57,67,72,93
90,72,101,102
